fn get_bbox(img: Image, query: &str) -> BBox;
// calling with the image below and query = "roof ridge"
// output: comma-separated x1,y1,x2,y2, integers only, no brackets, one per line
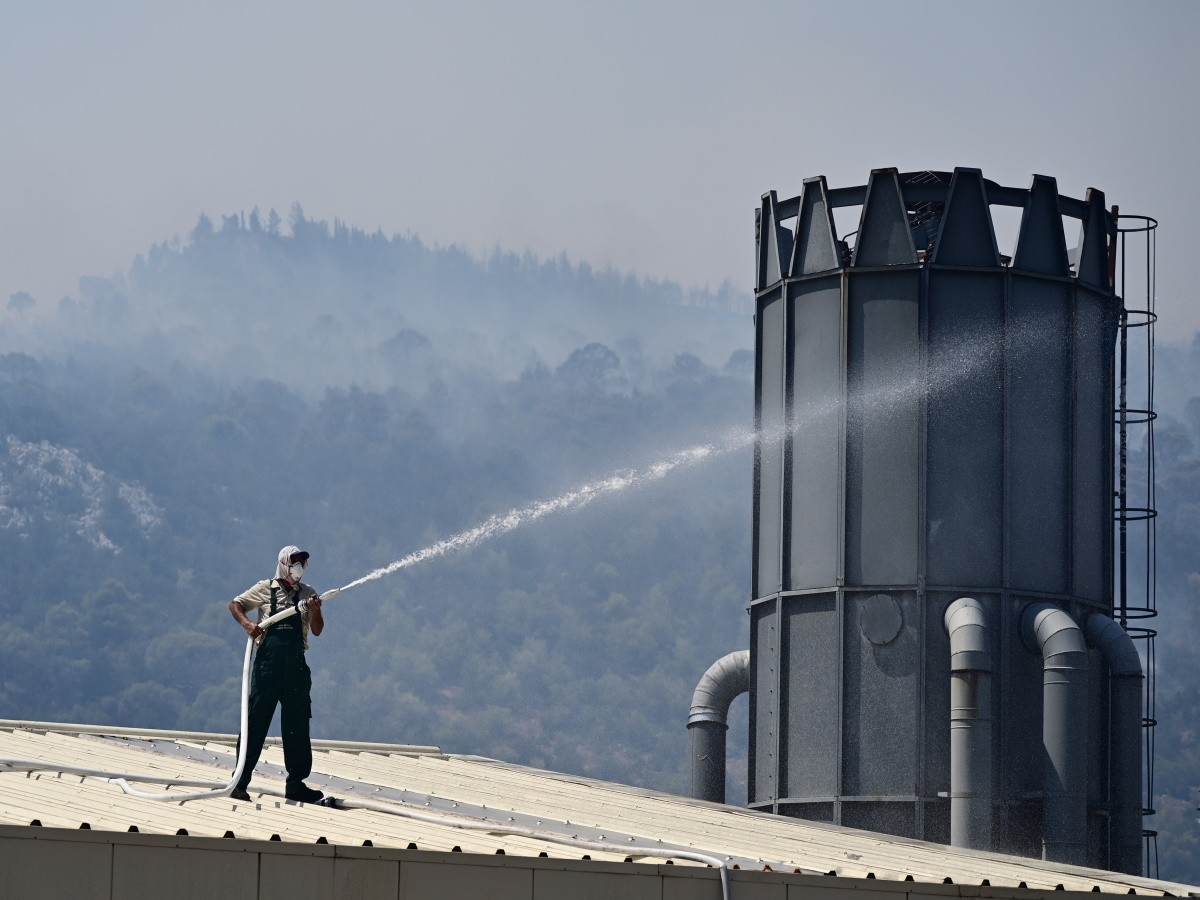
0,719,441,756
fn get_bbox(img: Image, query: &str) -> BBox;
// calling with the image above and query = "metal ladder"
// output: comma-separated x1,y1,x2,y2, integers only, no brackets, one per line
1113,212,1159,877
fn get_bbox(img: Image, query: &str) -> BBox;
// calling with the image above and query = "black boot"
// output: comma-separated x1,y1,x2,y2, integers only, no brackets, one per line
285,782,324,803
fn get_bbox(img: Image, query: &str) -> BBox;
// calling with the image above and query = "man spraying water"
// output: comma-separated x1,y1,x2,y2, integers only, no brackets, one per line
227,545,327,804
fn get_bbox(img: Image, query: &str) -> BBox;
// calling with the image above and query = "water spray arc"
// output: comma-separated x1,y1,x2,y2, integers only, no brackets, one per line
334,432,752,594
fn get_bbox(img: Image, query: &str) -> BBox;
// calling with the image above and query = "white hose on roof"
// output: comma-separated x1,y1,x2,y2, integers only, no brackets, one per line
104,598,319,801
0,755,731,897
107,638,254,801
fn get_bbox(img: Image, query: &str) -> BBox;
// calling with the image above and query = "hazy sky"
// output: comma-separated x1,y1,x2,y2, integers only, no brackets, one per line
3,1,1198,335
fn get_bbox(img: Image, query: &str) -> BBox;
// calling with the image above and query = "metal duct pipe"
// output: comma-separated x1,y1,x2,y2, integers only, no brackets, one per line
1021,603,1088,864
1085,613,1144,876
688,650,750,803
944,597,992,850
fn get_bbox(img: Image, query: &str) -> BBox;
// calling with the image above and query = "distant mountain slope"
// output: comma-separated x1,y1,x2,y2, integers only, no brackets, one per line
2,206,751,394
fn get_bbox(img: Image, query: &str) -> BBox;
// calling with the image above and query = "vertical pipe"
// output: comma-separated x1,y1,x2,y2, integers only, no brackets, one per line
1021,603,1088,864
688,650,751,803
944,597,992,849
690,721,728,803
1085,613,1144,875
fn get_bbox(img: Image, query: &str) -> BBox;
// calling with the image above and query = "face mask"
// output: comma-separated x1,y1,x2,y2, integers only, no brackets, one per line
288,563,305,583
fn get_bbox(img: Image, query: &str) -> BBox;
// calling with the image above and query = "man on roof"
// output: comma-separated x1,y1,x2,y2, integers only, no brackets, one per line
227,545,326,804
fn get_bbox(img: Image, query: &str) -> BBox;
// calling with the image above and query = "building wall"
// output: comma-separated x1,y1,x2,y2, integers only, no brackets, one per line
0,824,1119,900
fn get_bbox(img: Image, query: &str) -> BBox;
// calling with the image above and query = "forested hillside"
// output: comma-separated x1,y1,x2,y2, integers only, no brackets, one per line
2,209,1198,881
0,207,756,802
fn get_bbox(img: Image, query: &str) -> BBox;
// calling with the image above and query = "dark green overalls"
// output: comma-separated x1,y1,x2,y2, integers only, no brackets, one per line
234,583,313,792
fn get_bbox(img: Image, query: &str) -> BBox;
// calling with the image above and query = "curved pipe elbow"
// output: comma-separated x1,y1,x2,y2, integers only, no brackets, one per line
689,650,750,728
1021,603,1087,666
1085,614,1142,677
944,597,990,673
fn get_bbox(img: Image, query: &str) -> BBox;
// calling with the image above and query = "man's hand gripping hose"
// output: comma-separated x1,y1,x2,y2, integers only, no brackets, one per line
296,588,339,616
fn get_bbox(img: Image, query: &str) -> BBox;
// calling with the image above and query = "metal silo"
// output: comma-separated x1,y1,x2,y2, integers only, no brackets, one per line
719,168,1155,874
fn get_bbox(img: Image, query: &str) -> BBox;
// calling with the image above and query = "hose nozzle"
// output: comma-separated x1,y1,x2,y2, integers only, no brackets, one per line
320,588,341,601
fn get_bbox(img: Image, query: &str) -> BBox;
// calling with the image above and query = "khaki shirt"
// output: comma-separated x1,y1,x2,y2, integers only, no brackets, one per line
233,579,318,650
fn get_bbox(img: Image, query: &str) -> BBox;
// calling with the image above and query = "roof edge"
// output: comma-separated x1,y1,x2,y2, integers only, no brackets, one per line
0,719,441,756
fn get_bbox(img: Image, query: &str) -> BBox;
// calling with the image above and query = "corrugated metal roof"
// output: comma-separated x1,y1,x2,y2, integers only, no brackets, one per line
0,720,1194,896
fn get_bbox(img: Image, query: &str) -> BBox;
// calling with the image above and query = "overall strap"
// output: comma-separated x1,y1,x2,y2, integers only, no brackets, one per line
264,581,303,647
